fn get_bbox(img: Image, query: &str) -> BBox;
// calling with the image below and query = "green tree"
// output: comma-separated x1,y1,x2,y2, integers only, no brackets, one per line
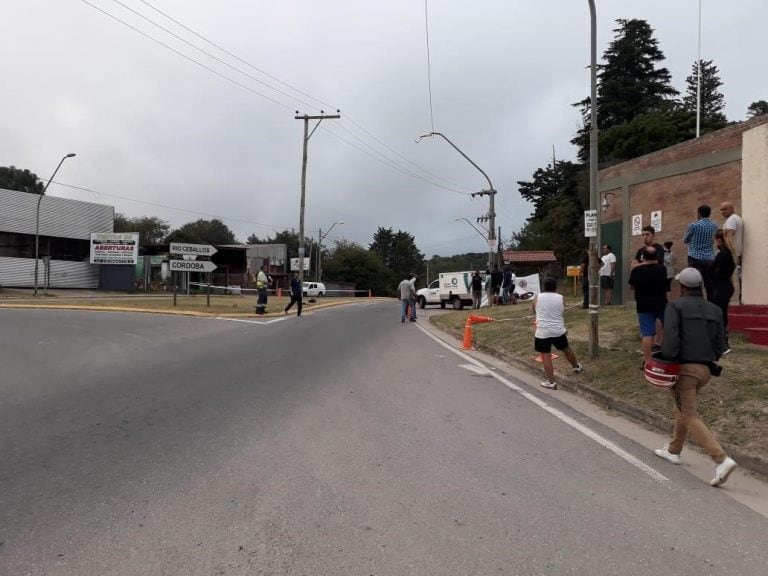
113,213,171,245
0,166,44,194
682,59,727,131
513,160,586,269
747,100,768,119
369,227,423,282
598,109,690,163
321,240,393,295
166,219,237,245
572,19,678,162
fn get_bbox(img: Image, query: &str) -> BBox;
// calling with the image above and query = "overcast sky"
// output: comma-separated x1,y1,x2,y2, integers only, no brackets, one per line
2,1,766,256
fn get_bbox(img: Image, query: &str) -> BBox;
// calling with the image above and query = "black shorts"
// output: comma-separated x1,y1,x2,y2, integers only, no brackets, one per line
535,333,570,353
600,276,614,289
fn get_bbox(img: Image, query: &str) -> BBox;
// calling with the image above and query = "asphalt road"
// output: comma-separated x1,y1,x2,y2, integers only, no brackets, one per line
1,303,767,575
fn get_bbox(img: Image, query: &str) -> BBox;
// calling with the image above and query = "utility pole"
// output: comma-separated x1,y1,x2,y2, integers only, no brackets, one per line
295,110,340,283
588,0,600,358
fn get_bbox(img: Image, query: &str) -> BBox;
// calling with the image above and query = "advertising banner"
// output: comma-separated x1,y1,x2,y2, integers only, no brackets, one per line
90,232,139,265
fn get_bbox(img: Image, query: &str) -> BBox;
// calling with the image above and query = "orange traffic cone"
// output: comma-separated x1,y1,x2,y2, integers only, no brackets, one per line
461,319,473,350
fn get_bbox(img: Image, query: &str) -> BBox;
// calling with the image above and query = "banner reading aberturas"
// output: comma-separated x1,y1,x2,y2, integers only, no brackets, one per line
90,232,139,265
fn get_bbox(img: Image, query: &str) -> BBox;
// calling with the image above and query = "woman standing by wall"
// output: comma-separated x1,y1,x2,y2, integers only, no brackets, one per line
663,241,676,292
711,230,736,353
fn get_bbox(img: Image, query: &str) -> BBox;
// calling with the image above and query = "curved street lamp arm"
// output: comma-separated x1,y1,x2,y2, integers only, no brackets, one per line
418,132,494,192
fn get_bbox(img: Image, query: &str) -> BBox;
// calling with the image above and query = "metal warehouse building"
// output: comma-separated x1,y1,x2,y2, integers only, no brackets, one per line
0,188,114,288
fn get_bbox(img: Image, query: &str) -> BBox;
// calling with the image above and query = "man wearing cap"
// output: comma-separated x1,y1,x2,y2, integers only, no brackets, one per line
654,267,737,487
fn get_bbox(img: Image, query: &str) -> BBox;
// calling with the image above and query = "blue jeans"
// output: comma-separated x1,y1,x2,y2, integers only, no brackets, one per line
401,299,410,321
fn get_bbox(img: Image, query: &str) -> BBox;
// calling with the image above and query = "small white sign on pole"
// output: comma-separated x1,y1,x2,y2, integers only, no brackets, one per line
169,242,217,257
584,210,598,238
632,214,643,236
650,210,662,232
169,259,217,273
290,257,311,271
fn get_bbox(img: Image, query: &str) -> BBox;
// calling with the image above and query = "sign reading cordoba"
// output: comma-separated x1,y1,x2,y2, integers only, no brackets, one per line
169,242,218,257
169,259,217,273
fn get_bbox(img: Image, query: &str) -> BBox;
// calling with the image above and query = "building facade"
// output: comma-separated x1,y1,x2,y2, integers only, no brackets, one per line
0,188,114,288
597,115,768,305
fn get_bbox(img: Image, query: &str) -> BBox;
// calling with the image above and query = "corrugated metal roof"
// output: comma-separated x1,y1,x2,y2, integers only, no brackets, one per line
0,187,113,239
502,250,558,265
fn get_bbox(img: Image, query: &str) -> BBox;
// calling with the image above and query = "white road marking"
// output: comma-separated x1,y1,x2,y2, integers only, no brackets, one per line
459,363,491,376
213,317,286,325
417,324,668,483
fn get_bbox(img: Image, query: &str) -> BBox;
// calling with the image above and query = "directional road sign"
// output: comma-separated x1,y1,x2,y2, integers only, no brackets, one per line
169,242,218,257
169,259,217,273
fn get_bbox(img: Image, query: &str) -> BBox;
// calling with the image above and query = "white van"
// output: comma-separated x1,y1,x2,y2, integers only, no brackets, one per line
302,282,326,297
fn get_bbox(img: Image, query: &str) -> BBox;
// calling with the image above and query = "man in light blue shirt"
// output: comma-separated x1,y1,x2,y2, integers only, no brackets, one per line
684,204,717,301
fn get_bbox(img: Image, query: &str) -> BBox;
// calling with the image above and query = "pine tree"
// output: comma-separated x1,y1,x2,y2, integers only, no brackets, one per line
682,59,727,130
747,100,768,119
572,19,678,162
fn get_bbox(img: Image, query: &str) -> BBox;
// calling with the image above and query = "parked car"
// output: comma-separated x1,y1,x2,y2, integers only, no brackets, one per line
416,279,443,308
302,282,326,297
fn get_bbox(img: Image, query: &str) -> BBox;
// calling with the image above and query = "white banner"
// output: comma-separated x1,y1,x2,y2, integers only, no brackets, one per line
514,273,541,296
90,232,139,265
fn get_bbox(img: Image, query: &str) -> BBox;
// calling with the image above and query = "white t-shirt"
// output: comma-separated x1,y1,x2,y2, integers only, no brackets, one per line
534,292,566,339
724,213,743,257
599,252,616,277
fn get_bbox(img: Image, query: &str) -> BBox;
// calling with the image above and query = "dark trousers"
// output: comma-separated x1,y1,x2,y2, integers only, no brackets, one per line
256,287,268,311
711,283,734,344
285,294,303,316
581,277,589,307
688,257,715,302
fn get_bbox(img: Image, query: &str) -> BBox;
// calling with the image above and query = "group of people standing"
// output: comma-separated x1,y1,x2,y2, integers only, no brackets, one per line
470,265,517,309
594,201,743,487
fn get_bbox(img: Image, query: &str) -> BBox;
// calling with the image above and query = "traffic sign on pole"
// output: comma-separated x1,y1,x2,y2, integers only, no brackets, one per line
169,259,217,273
169,242,218,257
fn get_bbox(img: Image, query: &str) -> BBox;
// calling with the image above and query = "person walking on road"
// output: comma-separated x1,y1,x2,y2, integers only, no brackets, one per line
398,275,416,323
654,267,737,487
284,271,303,317
409,273,418,320
533,277,583,390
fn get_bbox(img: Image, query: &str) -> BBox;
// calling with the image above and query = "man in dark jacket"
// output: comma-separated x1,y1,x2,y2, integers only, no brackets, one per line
284,272,303,317
654,267,737,487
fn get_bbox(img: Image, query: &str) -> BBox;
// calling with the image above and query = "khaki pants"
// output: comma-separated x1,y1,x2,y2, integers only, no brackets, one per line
668,363,726,463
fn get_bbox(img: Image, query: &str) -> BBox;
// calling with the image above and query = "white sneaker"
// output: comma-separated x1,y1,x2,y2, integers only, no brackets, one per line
572,363,584,374
540,380,557,390
721,348,732,355
654,448,682,464
711,457,737,486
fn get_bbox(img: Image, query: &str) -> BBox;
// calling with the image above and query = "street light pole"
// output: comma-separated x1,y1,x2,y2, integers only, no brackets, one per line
34,153,76,296
454,217,491,269
317,221,343,282
588,0,600,358
417,132,497,265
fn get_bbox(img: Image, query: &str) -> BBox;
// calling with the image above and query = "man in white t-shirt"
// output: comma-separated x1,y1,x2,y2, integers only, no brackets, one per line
599,244,617,305
720,201,743,303
533,276,583,389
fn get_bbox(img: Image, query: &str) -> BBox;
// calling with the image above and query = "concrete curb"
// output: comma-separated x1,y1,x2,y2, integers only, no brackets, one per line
447,325,768,481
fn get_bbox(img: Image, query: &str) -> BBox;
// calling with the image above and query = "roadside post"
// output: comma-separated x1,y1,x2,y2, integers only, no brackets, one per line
168,243,218,307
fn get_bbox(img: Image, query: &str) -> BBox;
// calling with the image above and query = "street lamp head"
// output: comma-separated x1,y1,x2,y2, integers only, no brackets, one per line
415,133,435,143
65,153,76,158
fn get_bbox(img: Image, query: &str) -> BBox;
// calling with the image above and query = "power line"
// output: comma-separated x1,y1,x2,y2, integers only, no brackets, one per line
78,0,294,111
106,0,322,112
50,180,291,232
423,0,436,133
79,0,472,195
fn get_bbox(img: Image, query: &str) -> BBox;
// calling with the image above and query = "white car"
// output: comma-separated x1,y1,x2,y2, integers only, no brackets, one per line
302,282,326,297
416,279,444,308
